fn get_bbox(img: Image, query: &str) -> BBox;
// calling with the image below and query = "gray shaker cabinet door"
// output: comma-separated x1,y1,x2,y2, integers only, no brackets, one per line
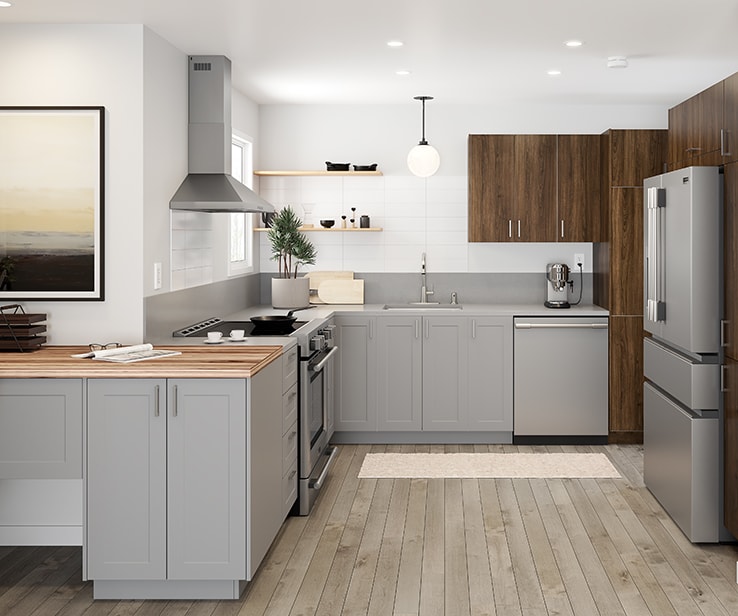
376,316,422,430
334,316,377,431
0,378,83,479
167,379,246,580
87,379,167,580
467,316,513,430
422,316,469,430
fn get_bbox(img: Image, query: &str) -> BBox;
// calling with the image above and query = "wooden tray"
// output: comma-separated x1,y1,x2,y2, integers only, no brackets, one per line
0,336,46,351
0,324,47,338
0,312,47,325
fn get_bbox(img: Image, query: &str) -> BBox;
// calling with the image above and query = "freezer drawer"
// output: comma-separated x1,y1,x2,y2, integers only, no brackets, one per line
643,382,719,542
643,337,720,410
513,317,608,436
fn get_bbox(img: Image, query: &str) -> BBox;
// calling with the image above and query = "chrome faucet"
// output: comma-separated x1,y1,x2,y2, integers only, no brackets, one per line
420,252,435,303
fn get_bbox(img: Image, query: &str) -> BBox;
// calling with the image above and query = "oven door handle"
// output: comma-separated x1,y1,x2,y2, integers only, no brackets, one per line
309,346,339,373
310,446,338,490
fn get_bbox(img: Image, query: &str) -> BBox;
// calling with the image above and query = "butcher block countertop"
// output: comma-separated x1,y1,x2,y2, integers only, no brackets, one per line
0,345,285,379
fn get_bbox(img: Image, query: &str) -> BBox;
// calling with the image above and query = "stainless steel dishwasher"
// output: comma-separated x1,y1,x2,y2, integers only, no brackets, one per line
513,317,608,441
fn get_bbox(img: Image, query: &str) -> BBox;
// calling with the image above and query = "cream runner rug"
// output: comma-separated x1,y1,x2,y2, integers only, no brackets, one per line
357,452,621,479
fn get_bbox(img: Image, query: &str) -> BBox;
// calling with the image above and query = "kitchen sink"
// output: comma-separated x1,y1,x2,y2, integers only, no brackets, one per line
382,303,463,310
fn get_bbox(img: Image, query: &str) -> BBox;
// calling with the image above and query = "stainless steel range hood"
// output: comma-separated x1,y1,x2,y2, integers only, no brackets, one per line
170,55,274,213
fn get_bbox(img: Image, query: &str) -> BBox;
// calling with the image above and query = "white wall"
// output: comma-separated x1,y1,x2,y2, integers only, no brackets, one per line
257,103,668,274
143,28,187,298
0,24,147,344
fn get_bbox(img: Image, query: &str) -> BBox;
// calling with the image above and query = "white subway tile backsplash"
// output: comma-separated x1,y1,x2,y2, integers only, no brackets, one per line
171,229,187,250
251,174,592,276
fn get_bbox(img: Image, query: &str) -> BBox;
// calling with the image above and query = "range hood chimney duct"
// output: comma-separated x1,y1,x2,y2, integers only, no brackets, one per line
170,55,274,213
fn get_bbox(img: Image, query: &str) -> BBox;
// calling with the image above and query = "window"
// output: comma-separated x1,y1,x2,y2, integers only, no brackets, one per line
229,133,254,275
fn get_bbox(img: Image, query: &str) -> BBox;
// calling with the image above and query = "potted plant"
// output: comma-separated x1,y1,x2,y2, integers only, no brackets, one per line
267,206,317,308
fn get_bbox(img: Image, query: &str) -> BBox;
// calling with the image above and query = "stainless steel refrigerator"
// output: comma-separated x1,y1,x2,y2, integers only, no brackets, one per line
643,165,724,543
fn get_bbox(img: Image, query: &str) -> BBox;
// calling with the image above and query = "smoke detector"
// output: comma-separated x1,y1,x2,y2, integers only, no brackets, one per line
607,56,628,69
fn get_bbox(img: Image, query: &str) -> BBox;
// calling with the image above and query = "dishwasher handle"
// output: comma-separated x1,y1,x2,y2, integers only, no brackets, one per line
515,322,608,330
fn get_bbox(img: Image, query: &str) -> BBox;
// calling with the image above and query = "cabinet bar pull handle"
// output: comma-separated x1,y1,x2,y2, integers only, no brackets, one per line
172,384,178,417
415,319,420,339
721,319,728,347
508,220,512,238
721,365,728,393
424,320,429,339
369,320,373,339
561,220,565,238
154,385,160,417
472,319,477,339
722,129,732,157
517,220,521,238
515,322,608,329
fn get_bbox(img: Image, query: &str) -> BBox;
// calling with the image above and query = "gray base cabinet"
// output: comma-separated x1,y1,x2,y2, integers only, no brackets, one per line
0,379,82,479
377,316,422,430
87,378,246,582
423,316,513,431
335,315,513,433
335,316,377,431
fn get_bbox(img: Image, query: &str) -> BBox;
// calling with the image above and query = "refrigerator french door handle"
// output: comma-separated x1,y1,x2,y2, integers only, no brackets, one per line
646,187,667,323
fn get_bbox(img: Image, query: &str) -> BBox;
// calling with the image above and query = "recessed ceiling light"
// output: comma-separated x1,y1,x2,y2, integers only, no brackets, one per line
0,1,13,7
547,69,562,76
565,40,583,47
396,70,411,76
387,41,404,48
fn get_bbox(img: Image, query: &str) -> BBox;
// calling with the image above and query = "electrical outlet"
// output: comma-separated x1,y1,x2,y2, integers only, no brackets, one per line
574,253,585,269
154,262,162,290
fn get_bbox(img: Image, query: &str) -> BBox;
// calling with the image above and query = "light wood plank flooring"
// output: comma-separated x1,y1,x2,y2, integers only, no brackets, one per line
1,444,738,615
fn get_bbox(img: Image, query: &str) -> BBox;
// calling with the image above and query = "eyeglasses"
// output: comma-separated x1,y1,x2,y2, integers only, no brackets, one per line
89,342,122,352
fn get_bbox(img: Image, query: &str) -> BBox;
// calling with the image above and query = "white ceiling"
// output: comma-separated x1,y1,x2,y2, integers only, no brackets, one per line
3,0,738,107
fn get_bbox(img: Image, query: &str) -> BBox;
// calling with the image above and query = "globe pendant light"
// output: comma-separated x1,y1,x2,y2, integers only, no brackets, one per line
407,95,440,177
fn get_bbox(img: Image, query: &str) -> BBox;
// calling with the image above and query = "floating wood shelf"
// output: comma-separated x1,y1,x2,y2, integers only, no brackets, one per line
255,227,382,232
254,170,382,177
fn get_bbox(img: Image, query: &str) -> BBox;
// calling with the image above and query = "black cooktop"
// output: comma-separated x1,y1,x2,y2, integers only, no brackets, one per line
174,318,308,337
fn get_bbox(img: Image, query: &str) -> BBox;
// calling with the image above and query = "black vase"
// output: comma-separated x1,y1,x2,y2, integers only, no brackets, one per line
262,212,275,228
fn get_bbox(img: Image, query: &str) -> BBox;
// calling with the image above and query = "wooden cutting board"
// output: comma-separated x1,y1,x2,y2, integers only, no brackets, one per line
304,271,354,304
317,279,364,304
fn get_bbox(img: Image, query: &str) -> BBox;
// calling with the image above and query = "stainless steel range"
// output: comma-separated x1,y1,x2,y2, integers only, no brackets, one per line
173,314,339,516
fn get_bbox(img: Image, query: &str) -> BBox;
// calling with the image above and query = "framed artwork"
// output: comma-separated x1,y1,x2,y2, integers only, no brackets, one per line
0,106,105,300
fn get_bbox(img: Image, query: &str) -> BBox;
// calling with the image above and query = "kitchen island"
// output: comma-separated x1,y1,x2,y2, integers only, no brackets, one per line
0,343,296,600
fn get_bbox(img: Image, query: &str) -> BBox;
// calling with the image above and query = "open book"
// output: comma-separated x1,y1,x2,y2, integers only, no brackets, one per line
72,343,181,363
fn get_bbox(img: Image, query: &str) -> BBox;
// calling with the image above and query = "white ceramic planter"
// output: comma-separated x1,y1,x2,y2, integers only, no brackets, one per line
271,277,310,309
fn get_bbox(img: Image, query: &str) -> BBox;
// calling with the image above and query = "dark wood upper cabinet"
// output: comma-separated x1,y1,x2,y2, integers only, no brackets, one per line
469,134,587,242
668,81,724,169
468,134,515,242
514,134,557,242
723,72,738,164
558,135,603,242
608,130,667,187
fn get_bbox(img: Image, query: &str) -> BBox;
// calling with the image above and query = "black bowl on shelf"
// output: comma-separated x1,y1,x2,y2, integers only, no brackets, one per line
353,163,378,171
326,161,350,171
320,219,335,228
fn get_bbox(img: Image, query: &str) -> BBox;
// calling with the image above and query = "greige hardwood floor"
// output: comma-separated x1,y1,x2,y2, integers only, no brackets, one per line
1,444,738,615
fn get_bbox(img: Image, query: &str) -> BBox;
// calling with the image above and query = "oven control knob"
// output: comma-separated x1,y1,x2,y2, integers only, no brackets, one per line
310,335,325,351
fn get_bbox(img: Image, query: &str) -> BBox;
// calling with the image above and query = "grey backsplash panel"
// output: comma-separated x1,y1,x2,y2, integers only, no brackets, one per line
260,272,592,306
145,274,261,340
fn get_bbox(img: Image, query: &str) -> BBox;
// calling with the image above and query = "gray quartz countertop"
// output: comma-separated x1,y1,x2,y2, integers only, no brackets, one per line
150,303,609,346
223,303,609,320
